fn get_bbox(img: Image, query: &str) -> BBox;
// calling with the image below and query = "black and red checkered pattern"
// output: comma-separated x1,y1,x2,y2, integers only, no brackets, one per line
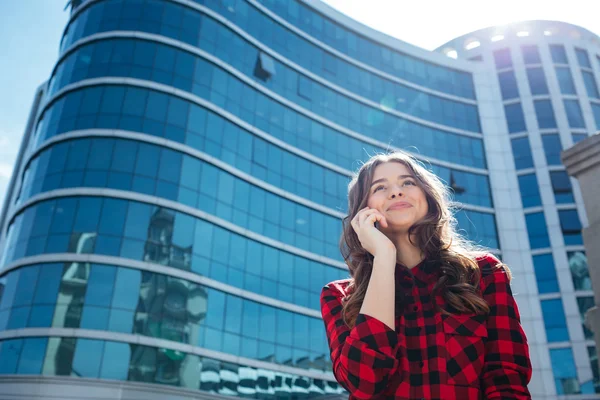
320,253,532,399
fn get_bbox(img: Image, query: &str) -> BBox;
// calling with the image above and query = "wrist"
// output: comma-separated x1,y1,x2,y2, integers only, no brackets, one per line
374,248,396,264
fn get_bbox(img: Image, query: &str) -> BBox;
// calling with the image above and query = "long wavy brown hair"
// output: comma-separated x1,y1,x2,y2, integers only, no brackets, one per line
340,151,507,329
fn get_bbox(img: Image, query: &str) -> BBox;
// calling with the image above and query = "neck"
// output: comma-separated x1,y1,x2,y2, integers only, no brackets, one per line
391,233,424,269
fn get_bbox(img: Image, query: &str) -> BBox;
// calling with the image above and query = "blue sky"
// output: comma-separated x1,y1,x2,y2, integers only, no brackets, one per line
0,1,68,208
0,0,598,208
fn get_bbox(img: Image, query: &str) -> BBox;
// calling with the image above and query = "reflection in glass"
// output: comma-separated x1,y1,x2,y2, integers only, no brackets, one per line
569,251,591,290
550,348,580,395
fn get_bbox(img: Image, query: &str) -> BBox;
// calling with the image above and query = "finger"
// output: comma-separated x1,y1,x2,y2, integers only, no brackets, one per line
351,207,368,226
359,209,382,227
353,207,371,228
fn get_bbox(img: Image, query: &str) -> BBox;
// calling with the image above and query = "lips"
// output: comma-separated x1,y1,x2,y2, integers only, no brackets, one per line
387,201,412,210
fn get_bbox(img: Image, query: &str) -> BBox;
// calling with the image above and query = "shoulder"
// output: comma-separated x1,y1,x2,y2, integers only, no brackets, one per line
320,278,352,319
473,252,512,293
321,278,353,298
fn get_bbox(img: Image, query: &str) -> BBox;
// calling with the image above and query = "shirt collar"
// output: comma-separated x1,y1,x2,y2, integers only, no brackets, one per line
395,258,439,284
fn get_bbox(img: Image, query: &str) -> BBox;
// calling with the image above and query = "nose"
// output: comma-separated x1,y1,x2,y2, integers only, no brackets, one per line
389,184,403,199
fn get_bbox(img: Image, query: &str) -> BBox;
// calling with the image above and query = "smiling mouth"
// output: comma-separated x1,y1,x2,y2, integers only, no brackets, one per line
388,203,412,210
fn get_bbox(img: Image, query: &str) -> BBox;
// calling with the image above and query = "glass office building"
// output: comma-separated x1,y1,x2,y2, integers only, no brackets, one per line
0,1,595,398
439,20,600,397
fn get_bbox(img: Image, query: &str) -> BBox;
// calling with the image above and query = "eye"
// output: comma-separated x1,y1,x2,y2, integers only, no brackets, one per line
373,185,385,193
403,180,416,186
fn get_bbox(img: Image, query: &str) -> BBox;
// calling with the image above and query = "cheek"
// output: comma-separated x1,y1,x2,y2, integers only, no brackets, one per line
366,194,379,209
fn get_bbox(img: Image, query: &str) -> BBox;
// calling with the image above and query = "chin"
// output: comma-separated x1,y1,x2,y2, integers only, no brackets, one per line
384,220,413,234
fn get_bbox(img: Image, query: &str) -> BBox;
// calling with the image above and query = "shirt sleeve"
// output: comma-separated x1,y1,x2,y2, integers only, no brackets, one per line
479,255,532,399
320,283,401,399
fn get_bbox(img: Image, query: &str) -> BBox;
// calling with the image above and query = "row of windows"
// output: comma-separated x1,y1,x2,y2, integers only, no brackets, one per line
46,37,486,169
51,31,481,147
17,137,344,260
0,336,345,397
62,0,478,137
532,251,590,294
21,127,351,215
499,61,599,101
34,84,493,209
1,196,348,309
511,133,581,171
251,0,475,98
518,171,575,208
0,263,330,369
525,210,583,249
3,192,498,275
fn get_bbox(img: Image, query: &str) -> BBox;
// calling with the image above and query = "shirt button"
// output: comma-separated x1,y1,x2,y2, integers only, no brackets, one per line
413,305,418,312
419,362,424,367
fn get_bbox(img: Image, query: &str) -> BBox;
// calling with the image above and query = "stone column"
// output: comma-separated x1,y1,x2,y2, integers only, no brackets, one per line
562,132,600,372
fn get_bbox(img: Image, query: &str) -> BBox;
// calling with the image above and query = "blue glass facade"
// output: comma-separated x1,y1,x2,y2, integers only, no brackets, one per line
0,0,500,398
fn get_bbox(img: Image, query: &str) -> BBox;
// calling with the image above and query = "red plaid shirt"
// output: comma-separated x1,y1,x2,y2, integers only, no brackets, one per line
321,253,532,399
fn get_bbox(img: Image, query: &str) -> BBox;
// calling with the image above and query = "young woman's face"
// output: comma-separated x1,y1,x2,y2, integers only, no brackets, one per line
366,162,429,233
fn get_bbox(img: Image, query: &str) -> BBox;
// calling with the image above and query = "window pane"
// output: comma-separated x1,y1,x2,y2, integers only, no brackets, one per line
85,265,116,307
504,103,526,133
525,212,550,249
534,100,557,129
33,264,62,304
100,341,130,380
518,174,541,207
555,67,576,94
559,210,583,245
532,254,559,293
576,48,591,68
550,348,580,394
498,71,519,99
13,265,40,307
582,71,599,98
112,268,140,310
577,296,595,339
541,134,562,166
72,339,104,378
0,338,23,373
563,100,585,128
511,137,534,169
541,299,569,342
17,337,47,374
550,171,574,204
550,45,568,64
569,251,590,290
526,67,549,95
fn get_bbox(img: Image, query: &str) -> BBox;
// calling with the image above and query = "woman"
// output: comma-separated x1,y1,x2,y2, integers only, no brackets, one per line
320,152,532,399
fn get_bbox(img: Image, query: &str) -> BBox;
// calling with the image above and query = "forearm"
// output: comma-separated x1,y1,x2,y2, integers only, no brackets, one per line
359,254,396,330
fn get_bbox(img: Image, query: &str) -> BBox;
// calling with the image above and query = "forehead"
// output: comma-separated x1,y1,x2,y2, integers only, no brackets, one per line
371,162,411,180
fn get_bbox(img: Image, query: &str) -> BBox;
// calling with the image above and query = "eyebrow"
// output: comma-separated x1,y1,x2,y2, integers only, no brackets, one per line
370,175,414,188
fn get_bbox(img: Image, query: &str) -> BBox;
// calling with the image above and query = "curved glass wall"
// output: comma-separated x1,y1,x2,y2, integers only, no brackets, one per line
58,2,479,133
22,128,351,214
0,337,344,397
65,0,476,104
0,262,331,372
251,0,475,99
50,32,485,168
1,196,348,309
33,84,493,208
